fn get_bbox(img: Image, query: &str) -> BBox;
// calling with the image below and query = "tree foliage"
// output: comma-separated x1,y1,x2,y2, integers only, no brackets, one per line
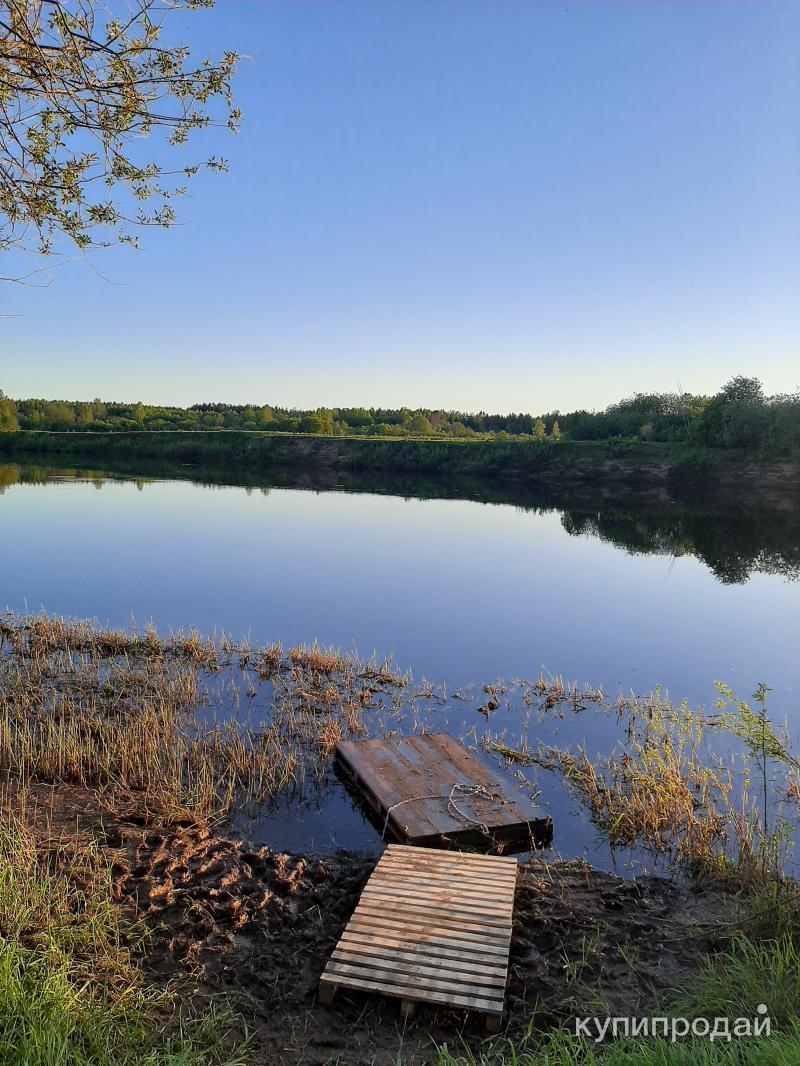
1,377,797,453
0,389,18,429
0,0,238,266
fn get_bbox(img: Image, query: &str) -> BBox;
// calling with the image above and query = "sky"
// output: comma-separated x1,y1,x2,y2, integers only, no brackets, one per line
1,0,798,413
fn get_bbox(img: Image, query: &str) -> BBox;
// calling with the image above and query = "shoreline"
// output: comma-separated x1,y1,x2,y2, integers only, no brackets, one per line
1,430,798,510
3,610,797,1063
3,451,798,586
8,776,728,1065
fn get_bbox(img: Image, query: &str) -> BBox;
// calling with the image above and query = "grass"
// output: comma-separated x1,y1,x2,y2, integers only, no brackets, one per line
436,932,800,1065
437,1029,800,1065
0,612,413,1065
6,610,800,1064
0,429,722,485
453,687,800,1064
0,612,408,821
0,815,246,1066
528,689,787,883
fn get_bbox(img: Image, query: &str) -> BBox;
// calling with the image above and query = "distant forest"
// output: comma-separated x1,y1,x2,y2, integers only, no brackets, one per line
1,377,798,454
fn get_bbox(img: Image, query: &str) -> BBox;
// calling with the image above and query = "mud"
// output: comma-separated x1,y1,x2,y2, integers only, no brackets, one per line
9,781,730,1065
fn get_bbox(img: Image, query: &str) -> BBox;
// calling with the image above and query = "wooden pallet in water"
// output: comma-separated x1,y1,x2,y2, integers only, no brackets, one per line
319,844,518,1029
335,732,552,851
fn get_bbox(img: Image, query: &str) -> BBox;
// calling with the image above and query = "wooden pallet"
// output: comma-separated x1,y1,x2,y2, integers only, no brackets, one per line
319,844,518,1029
335,732,552,851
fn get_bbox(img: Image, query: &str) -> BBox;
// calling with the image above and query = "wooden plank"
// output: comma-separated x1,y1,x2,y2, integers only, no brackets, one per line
344,902,512,944
367,742,448,839
320,972,503,1015
413,734,539,826
433,733,541,819
410,735,521,830
376,854,518,878
334,937,509,976
331,947,508,987
357,892,511,925
343,915,511,955
320,817,517,1023
366,879,514,905
381,846,519,871
349,898,514,934
330,952,505,988
379,737,509,838
348,913,509,948
340,741,446,841
324,961,505,1003
335,733,549,847
369,866,517,894
365,877,514,905
372,864,516,887
337,931,509,971
360,880,513,911
383,852,518,872
364,878,514,903
360,874,509,908
335,742,409,810
352,897,512,932
381,737,473,838
343,924,510,960
335,742,406,808
384,842,518,866
347,901,512,935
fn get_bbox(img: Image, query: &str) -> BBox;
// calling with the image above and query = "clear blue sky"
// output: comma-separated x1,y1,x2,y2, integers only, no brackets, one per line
2,0,798,412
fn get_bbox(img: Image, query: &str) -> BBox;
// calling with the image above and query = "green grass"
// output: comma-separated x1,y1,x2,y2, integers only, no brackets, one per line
436,1030,800,1065
0,429,703,483
436,932,800,1066
0,817,246,1066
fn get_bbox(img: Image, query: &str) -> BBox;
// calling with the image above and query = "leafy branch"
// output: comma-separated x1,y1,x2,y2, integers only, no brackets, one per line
0,0,239,266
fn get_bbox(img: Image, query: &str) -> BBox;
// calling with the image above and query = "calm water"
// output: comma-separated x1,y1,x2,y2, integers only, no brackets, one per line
2,462,798,866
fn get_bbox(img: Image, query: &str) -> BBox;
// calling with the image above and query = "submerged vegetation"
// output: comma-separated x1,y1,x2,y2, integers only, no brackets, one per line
3,611,798,883
487,680,800,886
0,613,408,821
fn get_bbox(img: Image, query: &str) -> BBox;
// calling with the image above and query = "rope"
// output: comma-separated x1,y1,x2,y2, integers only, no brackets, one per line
381,782,498,840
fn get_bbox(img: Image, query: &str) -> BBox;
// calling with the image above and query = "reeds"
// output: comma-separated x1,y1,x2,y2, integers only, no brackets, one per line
0,612,408,821
539,694,766,878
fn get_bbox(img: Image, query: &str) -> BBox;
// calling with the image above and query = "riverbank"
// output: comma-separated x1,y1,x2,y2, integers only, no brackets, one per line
1,431,798,508
6,776,730,1065
3,613,800,1063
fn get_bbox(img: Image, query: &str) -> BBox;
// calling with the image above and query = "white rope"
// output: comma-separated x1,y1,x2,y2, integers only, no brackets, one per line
381,782,497,839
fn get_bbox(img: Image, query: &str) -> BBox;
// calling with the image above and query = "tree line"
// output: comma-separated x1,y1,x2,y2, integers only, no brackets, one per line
0,377,797,454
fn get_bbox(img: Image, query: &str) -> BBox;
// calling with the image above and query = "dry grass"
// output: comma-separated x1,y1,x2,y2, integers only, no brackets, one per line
0,612,409,822
537,694,766,878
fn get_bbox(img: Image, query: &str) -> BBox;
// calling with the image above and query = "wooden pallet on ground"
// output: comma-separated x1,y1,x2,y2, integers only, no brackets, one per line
335,732,552,851
318,844,518,1029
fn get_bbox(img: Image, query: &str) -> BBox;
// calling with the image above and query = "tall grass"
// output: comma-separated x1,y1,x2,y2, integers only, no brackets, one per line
534,689,794,882
0,612,407,820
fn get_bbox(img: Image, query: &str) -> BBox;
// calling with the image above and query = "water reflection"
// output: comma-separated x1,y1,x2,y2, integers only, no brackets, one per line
1,459,798,864
2,460,797,586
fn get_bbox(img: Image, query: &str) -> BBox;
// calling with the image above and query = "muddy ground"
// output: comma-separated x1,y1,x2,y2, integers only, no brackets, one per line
9,781,731,1066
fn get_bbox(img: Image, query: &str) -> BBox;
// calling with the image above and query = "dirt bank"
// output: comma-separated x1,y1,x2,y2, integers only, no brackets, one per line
2,431,798,509
10,781,730,1066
